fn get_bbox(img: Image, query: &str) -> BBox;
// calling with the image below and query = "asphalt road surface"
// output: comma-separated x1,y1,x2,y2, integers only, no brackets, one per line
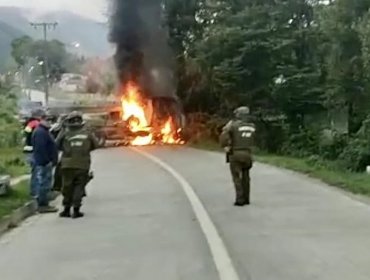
1,147,370,280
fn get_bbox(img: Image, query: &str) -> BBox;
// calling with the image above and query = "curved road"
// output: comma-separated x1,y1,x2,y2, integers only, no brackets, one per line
1,147,370,280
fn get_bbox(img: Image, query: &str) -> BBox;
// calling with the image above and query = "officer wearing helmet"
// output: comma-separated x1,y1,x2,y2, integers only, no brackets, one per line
56,111,98,218
220,106,256,206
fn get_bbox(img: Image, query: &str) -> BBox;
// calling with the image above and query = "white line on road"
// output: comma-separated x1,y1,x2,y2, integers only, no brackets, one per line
134,148,240,280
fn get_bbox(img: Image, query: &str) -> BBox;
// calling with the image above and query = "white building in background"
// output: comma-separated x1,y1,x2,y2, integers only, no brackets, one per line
58,73,87,93
28,89,46,106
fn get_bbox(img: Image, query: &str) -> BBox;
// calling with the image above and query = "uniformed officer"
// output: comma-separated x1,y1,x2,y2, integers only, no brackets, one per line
56,111,98,218
220,106,256,206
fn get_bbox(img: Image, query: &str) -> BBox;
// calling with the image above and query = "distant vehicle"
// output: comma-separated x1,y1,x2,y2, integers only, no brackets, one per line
83,110,132,147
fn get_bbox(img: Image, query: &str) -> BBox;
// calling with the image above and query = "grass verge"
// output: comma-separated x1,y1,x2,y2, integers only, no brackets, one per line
256,154,370,196
0,148,29,177
191,140,221,151
0,181,30,220
191,140,370,196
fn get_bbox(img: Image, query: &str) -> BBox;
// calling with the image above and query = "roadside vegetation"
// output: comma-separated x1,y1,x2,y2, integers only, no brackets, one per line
0,181,29,220
0,85,28,177
191,139,370,196
164,1,370,196
0,83,30,222
10,36,84,90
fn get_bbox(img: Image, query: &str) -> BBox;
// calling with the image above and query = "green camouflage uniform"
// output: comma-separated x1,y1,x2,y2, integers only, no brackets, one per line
220,107,255,205
57,124,98,209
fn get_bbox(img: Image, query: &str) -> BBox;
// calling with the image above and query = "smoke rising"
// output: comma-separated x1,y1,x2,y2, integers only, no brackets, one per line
109,0,176,98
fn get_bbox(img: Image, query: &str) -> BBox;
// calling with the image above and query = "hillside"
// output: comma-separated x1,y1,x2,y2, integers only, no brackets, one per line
0,7,112,72
38,11,111,56
0,20,24,71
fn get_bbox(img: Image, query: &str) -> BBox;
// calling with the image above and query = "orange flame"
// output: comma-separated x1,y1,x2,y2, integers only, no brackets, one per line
121,82,183,146
161,118,177,144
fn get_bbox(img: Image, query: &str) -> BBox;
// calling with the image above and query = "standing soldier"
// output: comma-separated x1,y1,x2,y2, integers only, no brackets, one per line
56,111,98,218
220,107,256,206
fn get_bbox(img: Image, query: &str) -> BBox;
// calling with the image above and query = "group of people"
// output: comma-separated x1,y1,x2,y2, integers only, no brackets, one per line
23,104,254,216
23,110,98,218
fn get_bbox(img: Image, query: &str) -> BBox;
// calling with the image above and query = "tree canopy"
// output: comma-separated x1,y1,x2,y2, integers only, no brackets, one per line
10,36,82,84
164,0,370,170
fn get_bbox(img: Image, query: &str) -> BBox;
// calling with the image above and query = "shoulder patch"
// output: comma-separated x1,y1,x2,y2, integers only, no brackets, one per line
238,126,256,132
69,134,88,141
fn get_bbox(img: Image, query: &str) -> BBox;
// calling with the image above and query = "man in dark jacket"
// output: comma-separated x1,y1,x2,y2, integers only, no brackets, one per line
23,110,42,198
32,113,59,213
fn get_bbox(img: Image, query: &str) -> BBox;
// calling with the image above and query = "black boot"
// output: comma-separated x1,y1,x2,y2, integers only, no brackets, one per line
234,201,245,207
72,207,84,219
59,207,71,218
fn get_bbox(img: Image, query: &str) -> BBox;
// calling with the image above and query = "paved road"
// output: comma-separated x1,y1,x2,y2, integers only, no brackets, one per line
1,147,370,280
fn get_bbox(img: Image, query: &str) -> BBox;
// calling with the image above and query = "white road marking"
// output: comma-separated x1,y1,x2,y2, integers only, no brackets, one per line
134,148,240,280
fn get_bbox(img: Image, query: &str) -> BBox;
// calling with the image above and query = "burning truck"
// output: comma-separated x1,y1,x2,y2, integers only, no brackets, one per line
118,81,185,146
47,82,185,148
107,0,186,146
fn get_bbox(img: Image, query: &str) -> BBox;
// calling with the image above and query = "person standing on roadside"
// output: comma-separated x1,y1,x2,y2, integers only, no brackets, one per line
23,109,43,198
56,111,98,219
220,106,256,206
32,110,59,213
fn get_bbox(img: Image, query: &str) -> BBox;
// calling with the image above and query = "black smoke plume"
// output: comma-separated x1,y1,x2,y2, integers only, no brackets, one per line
109,0,176,98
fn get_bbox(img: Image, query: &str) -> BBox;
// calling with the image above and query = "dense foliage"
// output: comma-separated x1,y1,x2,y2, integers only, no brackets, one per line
163,0,370,172
0,84,26,175
0,85,22,149
10,36,83,87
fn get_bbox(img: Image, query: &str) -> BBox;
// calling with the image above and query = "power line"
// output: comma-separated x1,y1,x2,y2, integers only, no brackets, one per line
29,22,58,105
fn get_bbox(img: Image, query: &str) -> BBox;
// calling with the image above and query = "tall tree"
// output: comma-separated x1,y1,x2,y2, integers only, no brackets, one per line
318,0,370,134
10,35,33,66
11,37,81,84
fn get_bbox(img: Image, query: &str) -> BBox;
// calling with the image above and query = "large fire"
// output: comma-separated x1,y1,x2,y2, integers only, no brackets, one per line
121,82,184,146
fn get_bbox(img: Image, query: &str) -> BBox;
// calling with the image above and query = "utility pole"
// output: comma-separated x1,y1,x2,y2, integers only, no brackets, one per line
29,22,58,105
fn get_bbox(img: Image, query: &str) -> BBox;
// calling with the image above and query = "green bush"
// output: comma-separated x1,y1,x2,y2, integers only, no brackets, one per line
282,128,320,157
254,120,286,153
0,124,22,148
0,148,28,176
0,86,22,149
339,138,370,172
319,132,348,160
0,162,6,174
336,117,370,172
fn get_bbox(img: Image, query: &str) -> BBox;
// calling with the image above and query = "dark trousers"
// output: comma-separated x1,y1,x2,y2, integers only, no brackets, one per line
62,168,88,208
230,161,251,204
53,162,62,192
35,163,53,207
26,153,37,197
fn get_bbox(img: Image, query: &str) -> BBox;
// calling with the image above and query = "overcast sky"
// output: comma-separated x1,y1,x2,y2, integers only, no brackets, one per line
0,0,109,21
